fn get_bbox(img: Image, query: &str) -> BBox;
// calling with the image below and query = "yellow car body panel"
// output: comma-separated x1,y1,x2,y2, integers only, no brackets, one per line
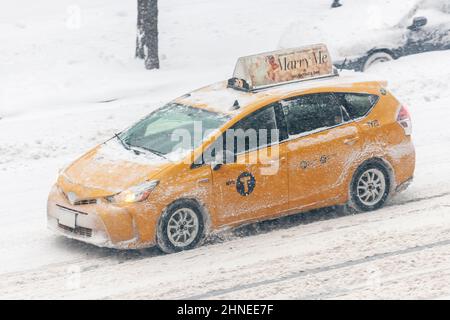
47,74,415,249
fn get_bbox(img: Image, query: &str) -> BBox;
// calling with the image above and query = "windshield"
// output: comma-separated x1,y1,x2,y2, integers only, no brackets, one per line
120,103,231,156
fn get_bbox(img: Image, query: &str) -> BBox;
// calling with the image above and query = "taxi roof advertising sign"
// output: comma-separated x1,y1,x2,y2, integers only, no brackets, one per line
229,44,335,91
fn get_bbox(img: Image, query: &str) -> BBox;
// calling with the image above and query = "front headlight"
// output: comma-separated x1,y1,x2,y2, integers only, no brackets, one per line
107,180,159,204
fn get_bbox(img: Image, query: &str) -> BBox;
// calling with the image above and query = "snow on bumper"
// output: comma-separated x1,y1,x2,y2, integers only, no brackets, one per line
47,185,155,249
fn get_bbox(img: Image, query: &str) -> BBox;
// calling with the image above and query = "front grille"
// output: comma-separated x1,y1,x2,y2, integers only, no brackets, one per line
58,223,93,237
73,199,97,205
61,191,97,206
56,204,88,215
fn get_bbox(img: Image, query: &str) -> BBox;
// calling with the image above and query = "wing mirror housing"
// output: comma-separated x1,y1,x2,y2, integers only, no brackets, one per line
211,159,222,171
408,16,427,31
210,150,235,171
210,152,223,171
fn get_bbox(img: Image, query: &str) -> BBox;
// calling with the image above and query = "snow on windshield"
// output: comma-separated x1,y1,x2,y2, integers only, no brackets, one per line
94,139,168,165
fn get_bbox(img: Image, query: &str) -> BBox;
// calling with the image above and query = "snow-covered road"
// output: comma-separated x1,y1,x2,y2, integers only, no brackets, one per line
1,50,450,299
1,0,450,299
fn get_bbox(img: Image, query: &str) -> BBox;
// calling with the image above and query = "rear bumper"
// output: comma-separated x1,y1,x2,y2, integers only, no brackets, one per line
47,185,156,249
395,177,414,194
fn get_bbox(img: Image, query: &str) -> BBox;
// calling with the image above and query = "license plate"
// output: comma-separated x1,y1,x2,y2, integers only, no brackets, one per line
58,209,76,229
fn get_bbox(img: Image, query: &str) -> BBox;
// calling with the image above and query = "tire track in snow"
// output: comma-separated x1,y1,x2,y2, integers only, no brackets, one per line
183,238,450,300
389,191,450,207
298,265,450,300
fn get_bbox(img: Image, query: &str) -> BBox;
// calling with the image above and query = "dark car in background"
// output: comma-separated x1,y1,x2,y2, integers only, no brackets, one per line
336,8,450,71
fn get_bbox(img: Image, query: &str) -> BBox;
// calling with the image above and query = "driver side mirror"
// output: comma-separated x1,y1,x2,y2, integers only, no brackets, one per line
210,149,235,171
211,158,223,171
408,16,427,31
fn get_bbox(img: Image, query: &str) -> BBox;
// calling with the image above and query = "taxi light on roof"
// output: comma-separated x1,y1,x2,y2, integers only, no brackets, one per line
228,44,337,92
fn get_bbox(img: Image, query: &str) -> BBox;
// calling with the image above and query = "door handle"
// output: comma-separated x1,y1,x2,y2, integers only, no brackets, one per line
343,136,359,145
267,157,286,164
197,178,210,184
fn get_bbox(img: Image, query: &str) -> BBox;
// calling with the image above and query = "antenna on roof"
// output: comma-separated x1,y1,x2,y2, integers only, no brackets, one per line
232,100,240,110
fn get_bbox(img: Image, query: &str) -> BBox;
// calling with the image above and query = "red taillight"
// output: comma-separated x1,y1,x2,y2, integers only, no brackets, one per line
397,105,412,135
397,105,410,121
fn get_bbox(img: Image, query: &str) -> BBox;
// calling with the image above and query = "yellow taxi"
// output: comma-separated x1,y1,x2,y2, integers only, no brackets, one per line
47,44,415,253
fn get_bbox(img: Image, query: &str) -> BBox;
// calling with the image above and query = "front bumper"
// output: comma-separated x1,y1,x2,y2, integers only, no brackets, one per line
47,185,157,249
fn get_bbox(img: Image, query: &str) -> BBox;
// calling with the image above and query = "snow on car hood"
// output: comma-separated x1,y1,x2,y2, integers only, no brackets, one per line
59,139,172,197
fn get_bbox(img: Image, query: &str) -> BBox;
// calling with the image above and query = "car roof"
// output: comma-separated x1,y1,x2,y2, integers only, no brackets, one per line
174,71,386,116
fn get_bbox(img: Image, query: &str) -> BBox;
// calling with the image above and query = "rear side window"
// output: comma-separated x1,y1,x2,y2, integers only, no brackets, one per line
337,93,379,119
282,93,344,137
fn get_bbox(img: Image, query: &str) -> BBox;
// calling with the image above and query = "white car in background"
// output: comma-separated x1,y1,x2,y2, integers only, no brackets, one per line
279,0,450,71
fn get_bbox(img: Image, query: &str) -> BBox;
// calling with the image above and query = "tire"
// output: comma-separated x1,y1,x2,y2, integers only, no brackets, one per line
156,200,205,254
362,51,393,71
349,162,391,212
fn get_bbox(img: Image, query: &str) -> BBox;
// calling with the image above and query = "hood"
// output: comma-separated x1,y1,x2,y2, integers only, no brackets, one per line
58,140,172,198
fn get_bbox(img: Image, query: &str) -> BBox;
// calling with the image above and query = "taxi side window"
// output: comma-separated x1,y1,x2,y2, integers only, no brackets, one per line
336,93,379,119
198,105,284,166
229,106,278,155
282,93,344,137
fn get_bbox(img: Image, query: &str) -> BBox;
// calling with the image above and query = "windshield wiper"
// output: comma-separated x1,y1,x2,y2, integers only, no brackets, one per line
132,145,167,159
118,135,166,159
115,133,142,155
114,133,130,150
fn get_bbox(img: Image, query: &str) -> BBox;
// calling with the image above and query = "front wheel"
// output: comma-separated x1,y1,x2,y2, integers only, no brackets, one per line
350,163,390,212
362,52,393,71
157,200,205,254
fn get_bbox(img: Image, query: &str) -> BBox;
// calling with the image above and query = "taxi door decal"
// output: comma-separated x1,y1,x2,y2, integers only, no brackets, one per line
300,154,335,170
236,172,256,196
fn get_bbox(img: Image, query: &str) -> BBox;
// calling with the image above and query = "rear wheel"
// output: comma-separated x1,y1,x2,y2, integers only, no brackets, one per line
350,162,390,212
157,201,205,254
362,52,393,71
